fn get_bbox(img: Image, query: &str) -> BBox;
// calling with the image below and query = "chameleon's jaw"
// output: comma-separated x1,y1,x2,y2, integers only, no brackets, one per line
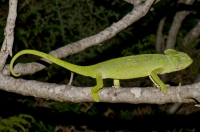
180,54,193,70
175,55,193,72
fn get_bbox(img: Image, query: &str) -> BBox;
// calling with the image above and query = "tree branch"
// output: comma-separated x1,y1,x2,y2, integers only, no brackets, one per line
1,0,18,57
4,0,156,76
0,73,199,104
156,17,166,53
182,20,200,46
166,11,190,49
0,0,18,72
124,0,159,5
166,0,194,49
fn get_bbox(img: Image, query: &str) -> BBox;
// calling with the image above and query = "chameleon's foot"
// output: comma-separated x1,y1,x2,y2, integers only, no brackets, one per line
153,84,157,88
162,84,170,93
161,88,167,93
153,84,168,93
153,84,170,88
91,92,100,102
160,85,168,93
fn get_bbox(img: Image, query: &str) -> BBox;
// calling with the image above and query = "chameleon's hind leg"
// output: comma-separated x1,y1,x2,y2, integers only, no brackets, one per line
91,72,103,102
113,79,120,88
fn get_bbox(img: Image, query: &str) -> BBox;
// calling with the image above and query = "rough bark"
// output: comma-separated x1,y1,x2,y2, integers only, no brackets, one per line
182,21,200,46
1,0,18,57
0,73,199,104
156,17,166,53
0,0,18,72
166,0,194,49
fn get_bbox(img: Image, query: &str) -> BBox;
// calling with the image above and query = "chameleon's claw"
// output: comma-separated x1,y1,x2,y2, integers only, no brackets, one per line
152,84,168,93
161,87,167,93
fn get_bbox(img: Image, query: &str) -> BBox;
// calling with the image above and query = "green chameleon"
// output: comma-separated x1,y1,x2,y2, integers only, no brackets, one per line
10,49,193,102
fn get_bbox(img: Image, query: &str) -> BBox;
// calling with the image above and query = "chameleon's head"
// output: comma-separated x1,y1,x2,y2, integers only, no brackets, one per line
165,49,193,73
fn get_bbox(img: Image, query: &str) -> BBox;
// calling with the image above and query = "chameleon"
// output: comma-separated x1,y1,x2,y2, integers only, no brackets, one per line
10,49,193,102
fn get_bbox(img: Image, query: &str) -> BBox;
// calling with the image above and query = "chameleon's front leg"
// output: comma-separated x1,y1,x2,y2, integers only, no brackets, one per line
149,68,167,93
91,72,103,102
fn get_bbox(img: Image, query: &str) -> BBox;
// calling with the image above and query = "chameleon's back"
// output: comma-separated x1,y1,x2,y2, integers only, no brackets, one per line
90,50,192,80
91,54,168,79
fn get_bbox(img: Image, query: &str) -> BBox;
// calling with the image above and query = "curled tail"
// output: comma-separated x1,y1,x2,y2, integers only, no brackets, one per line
10,50,93,77
10,50,57,77
10,50,25,77
10,50,94,77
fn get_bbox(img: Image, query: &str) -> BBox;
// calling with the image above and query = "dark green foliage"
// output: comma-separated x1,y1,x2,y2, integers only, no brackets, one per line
33,121,54,132
121,34,156,56
51,102,98,116
13,0,127,62
0,114,35,132
0,0,131,61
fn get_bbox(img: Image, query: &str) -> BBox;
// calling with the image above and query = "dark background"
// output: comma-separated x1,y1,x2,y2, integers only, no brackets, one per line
0,0,200,131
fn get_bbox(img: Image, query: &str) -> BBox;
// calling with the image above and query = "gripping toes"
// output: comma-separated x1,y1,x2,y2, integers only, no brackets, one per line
91,91,100,102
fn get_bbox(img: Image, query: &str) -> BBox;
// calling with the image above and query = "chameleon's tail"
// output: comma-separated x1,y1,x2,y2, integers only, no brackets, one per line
10,50,91,77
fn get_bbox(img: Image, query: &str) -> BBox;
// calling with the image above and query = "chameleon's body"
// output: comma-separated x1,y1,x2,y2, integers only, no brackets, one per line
10,49,193,102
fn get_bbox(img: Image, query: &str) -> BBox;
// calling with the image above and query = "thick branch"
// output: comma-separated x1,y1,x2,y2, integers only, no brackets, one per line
0,73,199,104
0,53,8,71
182,20,200,46
0,0,17,71
166,11,190,49
1,0,18,57
156,17,166,53
166,0,194,49
124,0,143,5
4,0,155,76
124,0,159,5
